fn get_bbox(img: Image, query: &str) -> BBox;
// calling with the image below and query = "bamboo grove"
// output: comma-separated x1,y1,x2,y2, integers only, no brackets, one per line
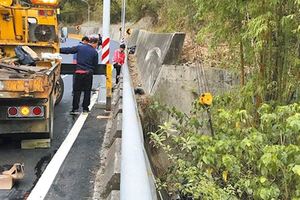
193,0,300,105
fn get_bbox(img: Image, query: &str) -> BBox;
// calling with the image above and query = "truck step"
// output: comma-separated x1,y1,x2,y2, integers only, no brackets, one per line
21,139,50,149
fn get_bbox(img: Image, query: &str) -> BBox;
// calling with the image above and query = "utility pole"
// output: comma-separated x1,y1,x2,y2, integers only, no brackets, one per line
102,0,110,64
98,0,112,110
121,0,126,41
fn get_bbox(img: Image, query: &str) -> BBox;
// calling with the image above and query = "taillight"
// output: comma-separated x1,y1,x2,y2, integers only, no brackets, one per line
8,107,18,116
33,106,42,116
38,10,45,16
38,10,54,16
7,106,44,118
20,106,30,116
47,10,54,16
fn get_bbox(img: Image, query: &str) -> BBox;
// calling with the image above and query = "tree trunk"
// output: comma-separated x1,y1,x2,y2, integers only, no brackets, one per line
273,1,285,102
240,39,245,86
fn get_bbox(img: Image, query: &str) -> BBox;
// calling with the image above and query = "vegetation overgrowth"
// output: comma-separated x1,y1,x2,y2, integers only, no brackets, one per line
148,87,300,199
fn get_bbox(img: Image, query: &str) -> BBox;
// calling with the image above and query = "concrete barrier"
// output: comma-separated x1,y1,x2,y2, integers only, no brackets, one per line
164,33,185,65
109,113,122,147
134,30,185,94
106,191,120,200
113,98,122,119
102,138,121,198
127,29,140,48
98,83,123,199
112,80,123,107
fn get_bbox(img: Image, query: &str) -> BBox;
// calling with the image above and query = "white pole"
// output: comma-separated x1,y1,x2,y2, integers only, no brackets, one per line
102,0,110,64
121,0,126,41
97,0,111,106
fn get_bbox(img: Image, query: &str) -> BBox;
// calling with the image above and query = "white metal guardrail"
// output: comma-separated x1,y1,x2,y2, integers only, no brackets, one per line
120,60,158,200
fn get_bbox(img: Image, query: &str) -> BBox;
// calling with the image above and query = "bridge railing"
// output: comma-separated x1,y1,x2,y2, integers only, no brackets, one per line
120,60,158,200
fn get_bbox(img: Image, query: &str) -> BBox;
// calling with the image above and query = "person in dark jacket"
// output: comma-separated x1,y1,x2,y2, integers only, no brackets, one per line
60,37,99,115
72,36,90,93
81,36,90,44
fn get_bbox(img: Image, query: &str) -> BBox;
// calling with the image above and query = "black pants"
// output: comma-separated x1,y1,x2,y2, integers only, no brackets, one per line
114,64,121,84
73,73,93,111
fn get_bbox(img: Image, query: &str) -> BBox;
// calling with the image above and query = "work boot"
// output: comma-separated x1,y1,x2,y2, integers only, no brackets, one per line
82,108,90,115
70,109,80,115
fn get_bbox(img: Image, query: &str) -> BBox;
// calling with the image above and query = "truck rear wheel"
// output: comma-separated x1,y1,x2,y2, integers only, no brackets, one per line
55,76,64,105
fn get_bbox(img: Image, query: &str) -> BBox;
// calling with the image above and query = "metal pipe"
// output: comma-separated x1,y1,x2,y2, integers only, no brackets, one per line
121,0,126,41
102,0,110,40
120,61,157,200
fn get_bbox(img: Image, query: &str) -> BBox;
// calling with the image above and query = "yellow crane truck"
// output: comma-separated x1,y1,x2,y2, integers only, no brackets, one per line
0,0,63,147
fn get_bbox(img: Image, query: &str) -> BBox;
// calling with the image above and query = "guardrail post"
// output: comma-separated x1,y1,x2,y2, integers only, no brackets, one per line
106,63,112,111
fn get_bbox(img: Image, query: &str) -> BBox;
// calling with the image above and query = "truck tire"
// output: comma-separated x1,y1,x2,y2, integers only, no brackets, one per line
55,76,64,105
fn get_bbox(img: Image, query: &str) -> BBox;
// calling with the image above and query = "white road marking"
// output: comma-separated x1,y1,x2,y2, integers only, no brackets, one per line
27,92,98,200
61,75,68,79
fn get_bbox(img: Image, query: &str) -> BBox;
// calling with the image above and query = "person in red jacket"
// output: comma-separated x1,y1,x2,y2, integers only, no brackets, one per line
113,44,125,84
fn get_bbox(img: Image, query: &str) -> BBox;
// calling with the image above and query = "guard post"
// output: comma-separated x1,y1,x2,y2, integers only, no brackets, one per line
106,63,112,111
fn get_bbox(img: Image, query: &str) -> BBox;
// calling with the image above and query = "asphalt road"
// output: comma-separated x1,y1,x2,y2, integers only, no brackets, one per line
0,38,119,200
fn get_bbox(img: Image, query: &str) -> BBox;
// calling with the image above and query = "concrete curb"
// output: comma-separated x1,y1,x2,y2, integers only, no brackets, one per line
106,190,120,200
112,98,122,120
109,113,122,147
112,89,123,109
102,138,121,198
93,82,123,200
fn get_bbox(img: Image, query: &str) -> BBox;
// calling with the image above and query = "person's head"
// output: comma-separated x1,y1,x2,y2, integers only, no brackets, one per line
89,37,99,48
81,36,89,44
120,44,126,52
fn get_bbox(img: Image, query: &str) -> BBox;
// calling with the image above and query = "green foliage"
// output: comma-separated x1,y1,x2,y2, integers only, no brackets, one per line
149,94,300,199
60,0,199,30
59,0,97,24
156,0,200,32
194,0,300,103
127,0,161,22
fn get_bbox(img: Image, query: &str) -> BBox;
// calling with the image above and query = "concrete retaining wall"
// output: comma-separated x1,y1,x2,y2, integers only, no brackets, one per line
127,29,239,112
152,65,239,112
127,29,140,48
134,30,185,94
